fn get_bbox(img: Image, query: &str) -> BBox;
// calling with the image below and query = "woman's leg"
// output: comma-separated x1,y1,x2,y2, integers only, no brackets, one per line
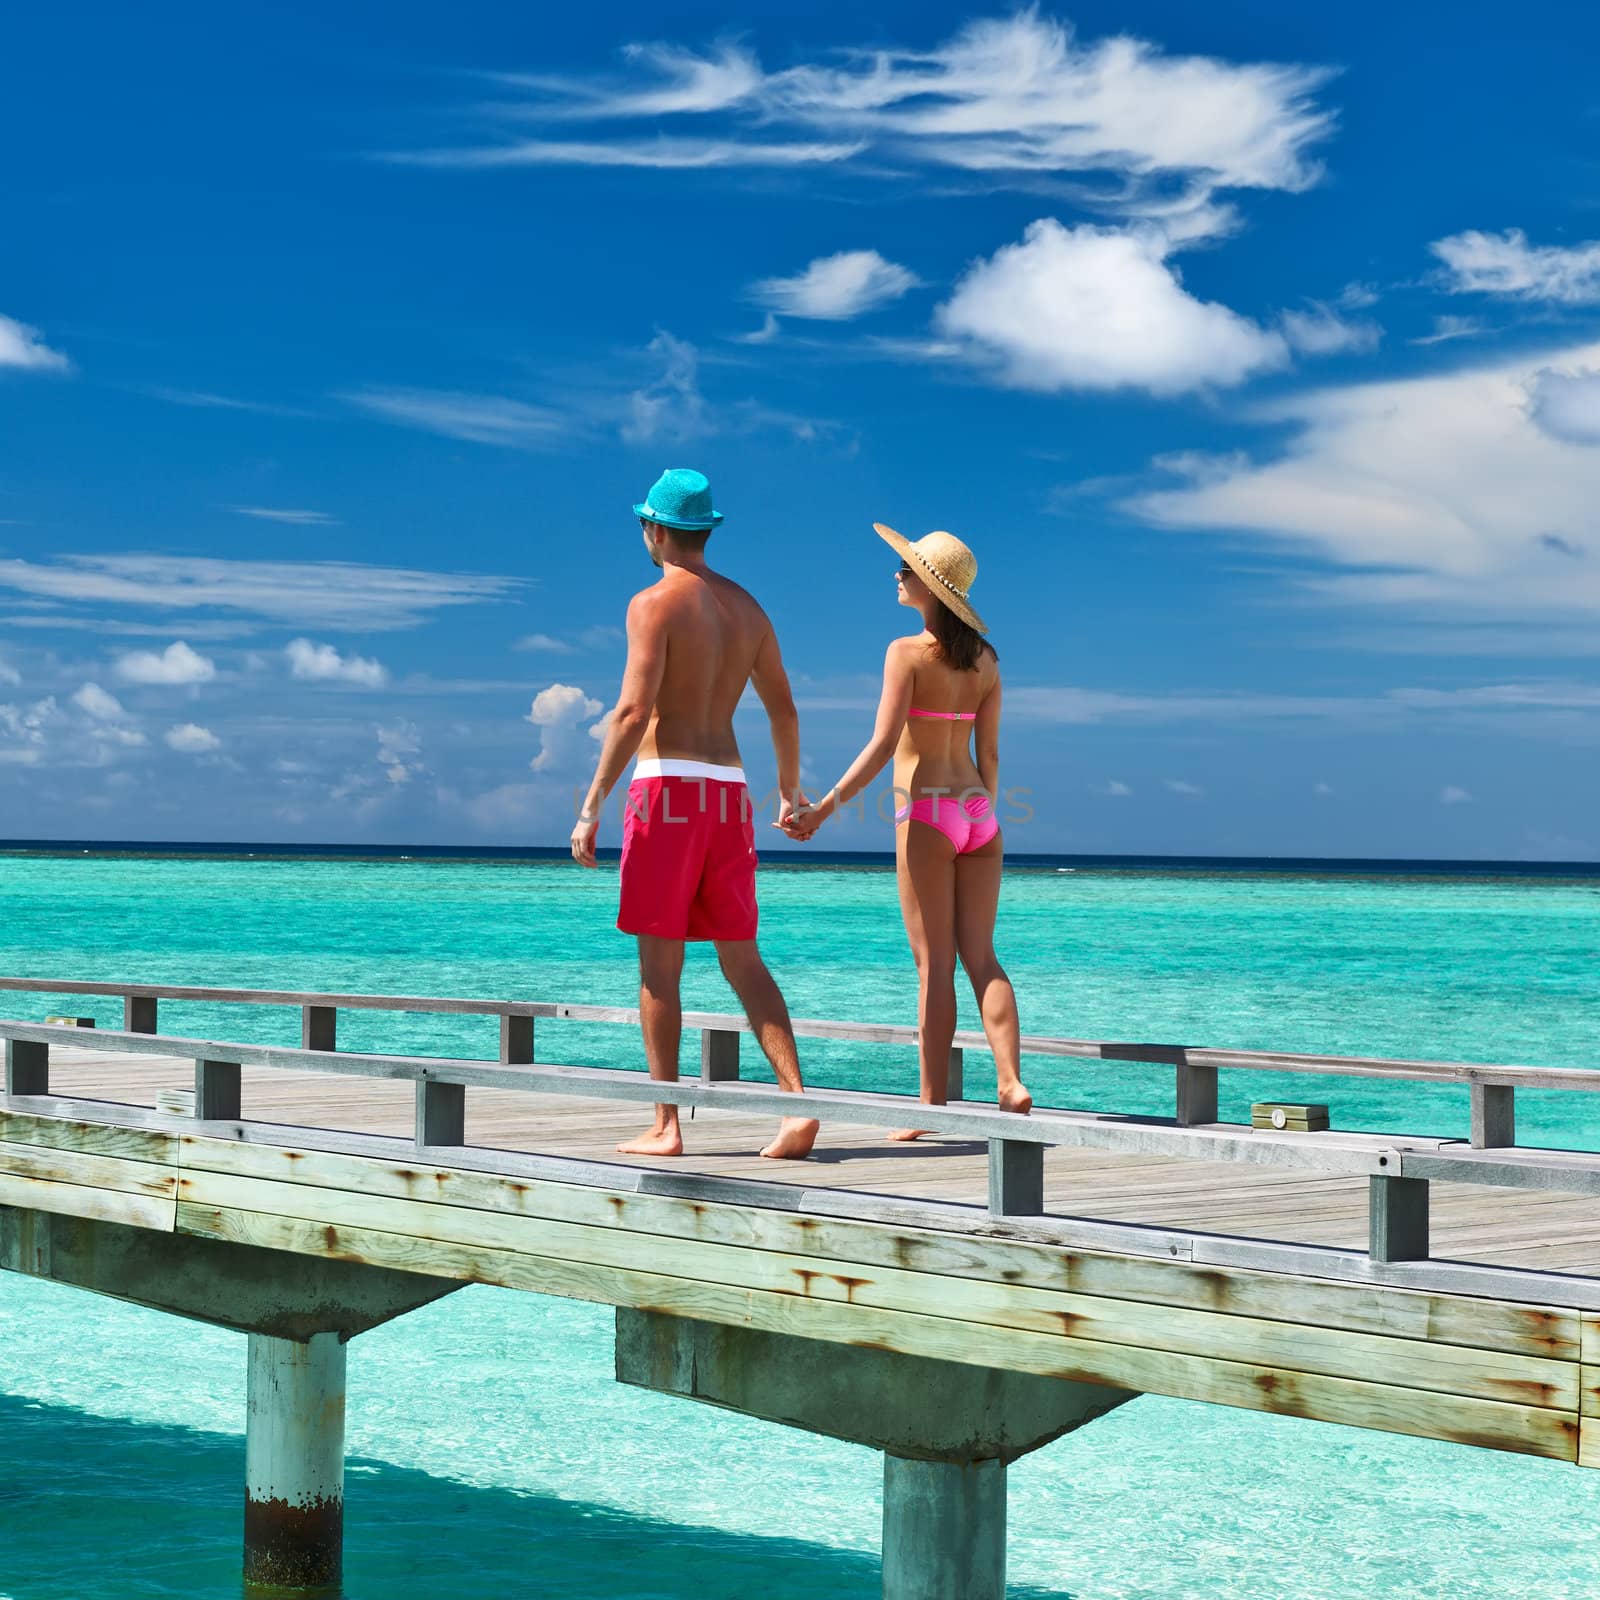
954,834,1031,1114
892,819,959,1140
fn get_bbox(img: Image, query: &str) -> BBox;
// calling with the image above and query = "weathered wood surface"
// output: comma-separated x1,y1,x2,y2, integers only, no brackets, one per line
9,1043,1600,1465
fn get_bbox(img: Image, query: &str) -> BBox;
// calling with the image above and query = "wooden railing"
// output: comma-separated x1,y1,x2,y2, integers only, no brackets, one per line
3,976,1599,1273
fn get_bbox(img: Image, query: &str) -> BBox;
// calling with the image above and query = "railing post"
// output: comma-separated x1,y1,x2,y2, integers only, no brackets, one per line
1175,1060,1218,1126
701,1027,740,1082
301,1005,336,1052
416,1080,465,1147
947,1046,965,1103
5,1039,48,1097
987,1139,1044,1217
1369,1173,1429,1263
1470,1083,1515,1149
500,1014,534,1065
195,1058,242,1121
124,995,158,1034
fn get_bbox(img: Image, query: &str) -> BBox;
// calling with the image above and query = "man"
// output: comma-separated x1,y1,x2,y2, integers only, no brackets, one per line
570,467,819,1160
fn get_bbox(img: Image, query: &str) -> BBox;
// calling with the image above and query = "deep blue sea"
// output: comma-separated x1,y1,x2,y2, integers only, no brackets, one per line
2,846,1599,1599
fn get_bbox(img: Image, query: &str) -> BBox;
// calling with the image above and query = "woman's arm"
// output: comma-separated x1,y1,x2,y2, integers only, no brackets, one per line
800,642,914,829
973,669,1001,800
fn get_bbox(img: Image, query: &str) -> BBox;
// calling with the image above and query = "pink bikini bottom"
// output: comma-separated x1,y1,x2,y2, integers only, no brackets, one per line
895,793,1000,854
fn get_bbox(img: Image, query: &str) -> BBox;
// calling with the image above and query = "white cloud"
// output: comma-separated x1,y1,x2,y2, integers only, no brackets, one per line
751,250,919,320
1127,338,1600,618
1103,779,1132,797
1526,369,1600,445
0,657,19,687
398,13,1333,219
1430,229,1600,303
72,682,127,721
624,330,709,444
165,723,220,753
527,683,605,773
0,698,59,764
1410,315,1483,347
1164,778,1203,796
285,638,389,688
376,720,423,784
735,312,782,346
0,554,518,632
1280,303,1381,356
0,313,70,373
513,633,576,654
114,640,217,686
936,220,1287,395
343,388,568,448
230,507,340,526
1314,781,1334,796
1440,785,1473,805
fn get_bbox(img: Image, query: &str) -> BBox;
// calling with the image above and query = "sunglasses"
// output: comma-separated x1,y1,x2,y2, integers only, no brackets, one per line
895,564,914,580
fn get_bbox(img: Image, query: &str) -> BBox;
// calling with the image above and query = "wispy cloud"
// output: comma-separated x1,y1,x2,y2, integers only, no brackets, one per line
387,13,1333,224
342,387,570,449
0,554,519,631
142,386,315,417
751,250,919,320
624,330,709,444
1440,785,1473,805
0,313,71,373
1126,337,1600,618
1280,302,1381,356
1430,228,1600,303
229,506,340,526
1410,315,1484,347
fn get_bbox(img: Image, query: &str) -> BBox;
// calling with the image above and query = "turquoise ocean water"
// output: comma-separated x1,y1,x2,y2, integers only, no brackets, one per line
2,849,1599,1598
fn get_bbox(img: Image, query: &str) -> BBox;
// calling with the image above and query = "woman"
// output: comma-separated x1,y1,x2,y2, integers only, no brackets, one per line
788,523,1031,1137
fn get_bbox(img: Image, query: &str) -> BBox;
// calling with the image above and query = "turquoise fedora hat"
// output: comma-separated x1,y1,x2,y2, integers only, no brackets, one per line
633,467,725,531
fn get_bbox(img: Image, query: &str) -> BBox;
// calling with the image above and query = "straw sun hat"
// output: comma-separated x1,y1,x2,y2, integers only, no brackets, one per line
874,523,988,634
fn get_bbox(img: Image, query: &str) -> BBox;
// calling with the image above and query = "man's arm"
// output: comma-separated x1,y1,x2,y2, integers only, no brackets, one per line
570,593,666,867
748,617,802,811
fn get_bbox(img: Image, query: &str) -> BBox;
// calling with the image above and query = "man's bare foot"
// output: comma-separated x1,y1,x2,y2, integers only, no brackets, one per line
999,1082,1033,1116
760,1116,820,1160
617,1126,684,1156
887,1127,932,1142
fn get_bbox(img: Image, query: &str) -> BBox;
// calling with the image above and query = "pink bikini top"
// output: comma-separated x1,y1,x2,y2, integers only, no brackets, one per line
908,708,976,721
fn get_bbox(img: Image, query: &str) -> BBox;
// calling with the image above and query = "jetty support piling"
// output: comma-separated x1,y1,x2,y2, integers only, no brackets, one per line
1175,1058,1219,1126
883,1456,1006,1600
245,1331,346,1592
947,1045,965,1101
416,1078,466,1147
616,1309,1135,1598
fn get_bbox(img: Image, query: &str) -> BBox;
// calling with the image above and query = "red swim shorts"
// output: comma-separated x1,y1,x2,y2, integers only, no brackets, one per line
617,759,758,942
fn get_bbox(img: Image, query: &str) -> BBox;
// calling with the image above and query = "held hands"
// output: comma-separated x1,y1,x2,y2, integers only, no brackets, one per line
777,788,835,842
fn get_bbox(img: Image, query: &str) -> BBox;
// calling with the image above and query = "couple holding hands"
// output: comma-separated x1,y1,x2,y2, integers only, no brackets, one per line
569,468,1031,1160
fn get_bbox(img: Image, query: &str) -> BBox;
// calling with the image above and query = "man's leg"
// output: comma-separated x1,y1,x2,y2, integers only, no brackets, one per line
618,934,687,1156
714,940,819,1160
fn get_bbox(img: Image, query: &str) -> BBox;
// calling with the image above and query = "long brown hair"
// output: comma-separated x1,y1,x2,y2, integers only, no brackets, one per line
929,604,995,671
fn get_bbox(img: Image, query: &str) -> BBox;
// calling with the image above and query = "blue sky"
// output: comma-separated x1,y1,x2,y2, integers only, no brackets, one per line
4,1,1600,857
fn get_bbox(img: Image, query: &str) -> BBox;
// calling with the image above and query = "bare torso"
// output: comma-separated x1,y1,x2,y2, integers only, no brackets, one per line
891,638,1000,801
635,566,771,768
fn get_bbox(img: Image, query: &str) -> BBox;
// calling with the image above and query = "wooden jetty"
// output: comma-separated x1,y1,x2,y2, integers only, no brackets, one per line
4,975,1600,1598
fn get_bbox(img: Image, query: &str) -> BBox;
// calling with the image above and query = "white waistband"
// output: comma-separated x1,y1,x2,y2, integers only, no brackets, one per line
633,757,745,784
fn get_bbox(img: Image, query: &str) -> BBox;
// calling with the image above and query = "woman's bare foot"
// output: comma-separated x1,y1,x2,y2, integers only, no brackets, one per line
617,1123,683,1156
999,1082,1033,1116
760,1116,820,1160
887,1127,932,1142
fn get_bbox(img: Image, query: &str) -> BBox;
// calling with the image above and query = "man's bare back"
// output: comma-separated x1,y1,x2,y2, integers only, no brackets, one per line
632,567,778,770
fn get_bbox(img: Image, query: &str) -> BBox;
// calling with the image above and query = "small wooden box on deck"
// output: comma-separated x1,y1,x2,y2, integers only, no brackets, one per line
1251,1102,1330,1133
